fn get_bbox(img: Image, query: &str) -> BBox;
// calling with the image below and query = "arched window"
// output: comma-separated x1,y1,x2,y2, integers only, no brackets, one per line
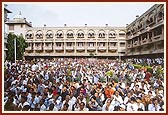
35,30,43,39
46,30,53,38
98,30,105,38
77,30,85,38
25,30,33,39
66,30,74,38
56,30,64,38
109,30,116,38
119,30,126,38
88,30,95,38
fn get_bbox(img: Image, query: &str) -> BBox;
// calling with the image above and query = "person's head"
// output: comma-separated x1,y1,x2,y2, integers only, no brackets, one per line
49,103,55,111
115,91,119,97
39,99,45,105
21,96,27,103
79,102,85,110
22,105,30,111
63,103,69,111
65,95,70,102
106,99,112,106
91,96,96,103
130,97,136,104
119,104,125,111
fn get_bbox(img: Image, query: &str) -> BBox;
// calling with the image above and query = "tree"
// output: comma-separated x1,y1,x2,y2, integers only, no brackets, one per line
6,33,28,62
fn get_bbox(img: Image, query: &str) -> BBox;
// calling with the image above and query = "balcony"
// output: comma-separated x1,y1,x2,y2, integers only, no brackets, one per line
44,46,53,50
98,46,106,51
76,38,85,42
76,46,85,51
151,34,164,43
133,41,140,47
66,46,74,51
127,44,132,48
65,38,75,42
55,38,64,42
45,38,54,41
87,46,96,51
108,46,117,51
86,38,96,42
55,46,64,51
25,47,32,50
152,48,164,54
97,38,107,42
141,38,152,45
34,46,43,50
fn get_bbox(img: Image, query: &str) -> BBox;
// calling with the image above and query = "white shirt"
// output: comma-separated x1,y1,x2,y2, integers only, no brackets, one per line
148,104,161,111
40,104,47,111
102,104,114,111
127,103,138,111
137,103,145,111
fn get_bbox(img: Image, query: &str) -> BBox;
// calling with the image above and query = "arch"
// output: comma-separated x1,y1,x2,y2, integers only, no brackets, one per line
66,29,75,38
98,29,106,38
146,12,155,25
35,30,43,38
119,30,126,38
56,30,64,38
76,29,85,38
46,30,53,38
138,18,144,29
108,30,116,38
25,30,34,39
157,5,164,21
87,29,95,38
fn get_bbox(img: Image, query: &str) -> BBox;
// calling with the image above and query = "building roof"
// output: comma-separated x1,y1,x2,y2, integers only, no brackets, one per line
4,8,12,13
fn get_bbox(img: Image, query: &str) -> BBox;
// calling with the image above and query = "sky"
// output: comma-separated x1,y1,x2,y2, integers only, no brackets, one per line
5,2,156,27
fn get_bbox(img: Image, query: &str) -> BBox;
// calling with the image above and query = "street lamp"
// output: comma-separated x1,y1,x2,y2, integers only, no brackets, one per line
14,37,16,65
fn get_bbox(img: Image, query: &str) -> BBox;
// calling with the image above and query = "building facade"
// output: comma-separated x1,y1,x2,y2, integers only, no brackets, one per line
5,4,164,59
126,4,164,57
6,15,126,59
4,5,12,60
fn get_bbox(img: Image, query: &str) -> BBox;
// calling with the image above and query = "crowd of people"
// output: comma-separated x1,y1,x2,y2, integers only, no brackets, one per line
4,57,164,111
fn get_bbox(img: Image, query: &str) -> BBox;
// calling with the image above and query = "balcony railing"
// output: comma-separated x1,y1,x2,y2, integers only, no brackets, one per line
44,46,53,50
25,47,32,50
34,46,43,50
127,44,132,48
55,46,64,50
108,46,117,50
87,46,96,51
98,46,106,51
76,46,85,50
151,34,164,42
66,46,74,50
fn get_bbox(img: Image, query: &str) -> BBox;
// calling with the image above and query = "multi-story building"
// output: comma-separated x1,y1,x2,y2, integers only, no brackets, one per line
5,4,164,60
126,4,164,58
4,5,12,59
6,14,126,59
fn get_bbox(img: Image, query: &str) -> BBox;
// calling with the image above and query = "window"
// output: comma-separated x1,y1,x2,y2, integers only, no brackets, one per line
9,25,14,30
89,43,94,47
56,43,61,47
78,43,83,47
120,42,125,47
67,43,72,46
99,43,105,46
21,24,23,28
110,42,117,46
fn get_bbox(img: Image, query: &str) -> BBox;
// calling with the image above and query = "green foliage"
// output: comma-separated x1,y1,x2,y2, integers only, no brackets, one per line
6,33,28,62
105,70,113,77
146,66,153,73
133,64,142,69
99,77,106,83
